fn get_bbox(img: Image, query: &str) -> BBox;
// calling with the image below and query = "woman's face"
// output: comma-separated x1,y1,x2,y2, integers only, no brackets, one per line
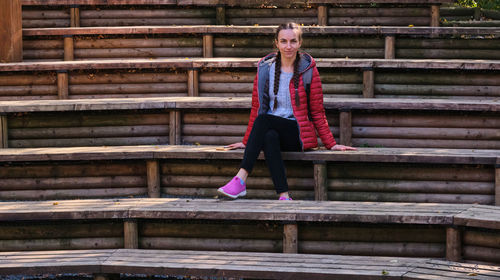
275,28,302,60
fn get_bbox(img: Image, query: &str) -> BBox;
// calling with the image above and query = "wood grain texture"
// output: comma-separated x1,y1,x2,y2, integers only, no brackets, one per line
2,58,500,72
0,145,498,165
1,249,499,279
0,0,23,62
0,97,497,113
22,26,500,37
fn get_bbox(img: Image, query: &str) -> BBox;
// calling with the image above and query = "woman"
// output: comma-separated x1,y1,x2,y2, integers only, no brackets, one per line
218,22,356,200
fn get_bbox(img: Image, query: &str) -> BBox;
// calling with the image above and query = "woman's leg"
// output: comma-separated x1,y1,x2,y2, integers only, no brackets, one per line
262,116,302,196
240,114,272,174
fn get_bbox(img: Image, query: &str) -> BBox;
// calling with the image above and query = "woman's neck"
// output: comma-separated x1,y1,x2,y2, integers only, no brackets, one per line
280,55,295,72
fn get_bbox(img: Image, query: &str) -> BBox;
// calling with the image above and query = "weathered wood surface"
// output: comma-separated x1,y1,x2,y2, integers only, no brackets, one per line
20,0,454,5
454,205,500,230
0,145,498,165
0,97,497,113
0,0,23,63
0,249,113,275
0,198,479,225
2,58,500,72
2,249,498,279
22,26,500,36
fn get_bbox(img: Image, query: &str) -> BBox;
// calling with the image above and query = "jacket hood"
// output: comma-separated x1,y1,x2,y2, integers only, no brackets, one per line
258,51,315,74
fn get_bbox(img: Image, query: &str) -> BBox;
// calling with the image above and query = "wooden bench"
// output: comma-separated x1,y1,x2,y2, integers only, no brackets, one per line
0,96,497,149
2,249,500,279
0,144,498,205
0,198,499,264
21,26,500,61
0,58,499,100
20,0,453,28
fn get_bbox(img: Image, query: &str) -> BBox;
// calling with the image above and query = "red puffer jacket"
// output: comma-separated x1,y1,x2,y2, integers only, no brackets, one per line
242,52,336,151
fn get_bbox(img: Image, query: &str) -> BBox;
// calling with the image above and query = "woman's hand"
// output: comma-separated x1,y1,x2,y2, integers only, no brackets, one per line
331,144,357,151
225,142,246,149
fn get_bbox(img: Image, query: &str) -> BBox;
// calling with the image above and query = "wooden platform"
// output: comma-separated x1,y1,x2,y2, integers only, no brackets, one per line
0,199,499,264
1,249,498,280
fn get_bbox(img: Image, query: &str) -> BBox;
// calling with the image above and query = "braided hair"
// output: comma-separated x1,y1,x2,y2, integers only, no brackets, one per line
273,22,303,110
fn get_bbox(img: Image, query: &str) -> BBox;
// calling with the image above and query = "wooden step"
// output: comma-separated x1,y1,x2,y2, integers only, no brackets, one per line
0,145,498,204
0,97,497,150
1,249,498,279
21,26,500,61
0,58,499,101
0,198,498,264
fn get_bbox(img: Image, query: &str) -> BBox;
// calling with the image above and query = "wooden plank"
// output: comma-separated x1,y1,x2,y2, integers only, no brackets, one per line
385,35,395,59
283,223,298,254
64,36,74,61
314,161,328,201
57,71,69,99
147,160,161,198
339,110,352,146
2,58,500,72
188,69,199,97
0,145,498,165
123,219,138,249
446,227,461,261
362,69,374,98
496,158,500,206
318,5,328,26
22,26,500,37
216,6,225,25
454,205,500,230
0,115,7,148
203,34,214,58
431,5,440,27
0,0,22,63
70,6,80,27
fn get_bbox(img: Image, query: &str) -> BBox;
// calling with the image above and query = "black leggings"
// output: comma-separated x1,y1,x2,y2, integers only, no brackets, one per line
240,114,302,194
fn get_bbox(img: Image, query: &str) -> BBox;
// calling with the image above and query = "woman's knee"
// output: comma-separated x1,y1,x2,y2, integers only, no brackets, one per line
264,129,279,143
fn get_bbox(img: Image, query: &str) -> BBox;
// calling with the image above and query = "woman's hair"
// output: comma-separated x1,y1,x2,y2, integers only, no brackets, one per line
273,22,303,109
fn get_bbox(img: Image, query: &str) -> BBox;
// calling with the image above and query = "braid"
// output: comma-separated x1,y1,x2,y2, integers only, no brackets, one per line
273,51,281,111
293,52,300,106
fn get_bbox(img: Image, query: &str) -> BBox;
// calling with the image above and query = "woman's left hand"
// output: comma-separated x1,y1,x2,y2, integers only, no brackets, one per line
331,144,357,151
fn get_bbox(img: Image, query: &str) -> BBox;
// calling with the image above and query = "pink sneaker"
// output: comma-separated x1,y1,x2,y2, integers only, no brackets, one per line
279,196,293,201
218,176,246,199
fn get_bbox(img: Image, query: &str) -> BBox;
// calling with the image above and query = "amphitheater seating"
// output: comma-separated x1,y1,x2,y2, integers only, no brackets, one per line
21,26,500,60
1,0,499,279
0,198,499,265
2,249,500,279
0,144,498,204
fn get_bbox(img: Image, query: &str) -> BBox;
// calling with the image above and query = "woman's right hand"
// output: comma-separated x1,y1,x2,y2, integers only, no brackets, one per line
225,142,246,149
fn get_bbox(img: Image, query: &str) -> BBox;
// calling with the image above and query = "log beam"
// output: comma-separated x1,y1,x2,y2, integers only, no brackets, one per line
0,115,7,148
203,35,214,58
169,110,181,145
446,226,462,262
57,71,69,99
216,6,225,25
0,0,23,62
147,160,161,198
339,110,352,146
495,159,500,206
188,69,199,97
318,5,328,26
283,223,298,254
362,69,374,98
70,5,80,27
124,219,139,249
64,36,74,61
384,35,395,59
431,5,440,27
314,161,328,201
